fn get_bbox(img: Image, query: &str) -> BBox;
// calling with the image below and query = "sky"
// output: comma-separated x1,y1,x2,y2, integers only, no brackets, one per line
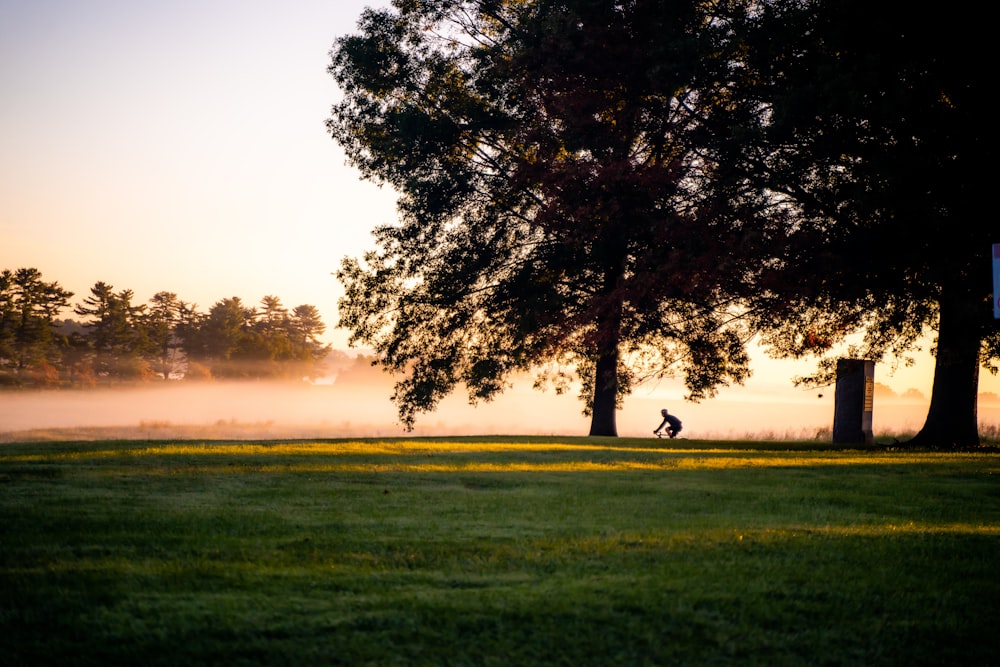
1,0,397,343
1,0,998,438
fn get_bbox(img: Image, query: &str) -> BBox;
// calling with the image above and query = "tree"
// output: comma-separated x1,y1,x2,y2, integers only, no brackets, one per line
173,301,210,379
250,297,330,379
257,295,289,334
196,297,258,378
0,268,73,384
144,292,186,380
74,282,153,380
329,0,770,434
183,296,330,380
0,271,330,385
726,0,995,449
254,295,295,374
290,304,332,379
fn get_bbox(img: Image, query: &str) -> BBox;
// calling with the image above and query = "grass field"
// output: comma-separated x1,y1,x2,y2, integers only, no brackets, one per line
2,436,999,666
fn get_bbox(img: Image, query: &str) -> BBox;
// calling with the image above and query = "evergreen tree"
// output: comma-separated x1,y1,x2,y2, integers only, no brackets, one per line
197,297,257,378
0,268,73,384
74,282,152,380
290,304,331,380
144,292,186,380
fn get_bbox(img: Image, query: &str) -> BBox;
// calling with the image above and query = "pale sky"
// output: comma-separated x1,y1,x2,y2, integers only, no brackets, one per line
2,0,997,437
1,0,396,348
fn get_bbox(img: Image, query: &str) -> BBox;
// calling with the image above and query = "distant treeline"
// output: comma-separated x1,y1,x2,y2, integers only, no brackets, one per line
1,267,332,387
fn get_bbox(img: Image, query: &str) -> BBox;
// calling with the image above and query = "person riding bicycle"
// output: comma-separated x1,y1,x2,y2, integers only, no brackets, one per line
653,408,682,438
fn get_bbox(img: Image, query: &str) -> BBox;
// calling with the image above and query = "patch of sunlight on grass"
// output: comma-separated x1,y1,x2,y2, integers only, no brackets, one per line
270,456,996,474
5,441,999,475
37,456,999,478
760,522,1000,537
234,461,674,474
663,453,999,469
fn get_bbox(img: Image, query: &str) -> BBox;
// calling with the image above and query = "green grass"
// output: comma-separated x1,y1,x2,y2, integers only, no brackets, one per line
2,436,999,666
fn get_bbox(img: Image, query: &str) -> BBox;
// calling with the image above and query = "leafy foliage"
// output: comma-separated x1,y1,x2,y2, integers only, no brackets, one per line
723,0,995,447
329,0,777,434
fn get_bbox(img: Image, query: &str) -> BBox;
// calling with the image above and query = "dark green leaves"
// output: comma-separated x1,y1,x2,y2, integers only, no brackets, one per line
328,1,776,433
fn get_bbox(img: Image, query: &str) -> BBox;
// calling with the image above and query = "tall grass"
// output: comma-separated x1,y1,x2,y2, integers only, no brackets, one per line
2,436,998,665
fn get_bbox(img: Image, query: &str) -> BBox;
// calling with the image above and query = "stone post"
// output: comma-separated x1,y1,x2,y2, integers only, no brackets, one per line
832,358,874,444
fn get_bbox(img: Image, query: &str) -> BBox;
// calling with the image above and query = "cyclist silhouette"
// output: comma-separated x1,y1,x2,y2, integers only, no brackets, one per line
653,408,682,438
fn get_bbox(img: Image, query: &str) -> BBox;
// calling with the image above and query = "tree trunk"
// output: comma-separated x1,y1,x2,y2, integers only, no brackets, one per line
588,252,625,437
589,343,619,437
906,286,982,450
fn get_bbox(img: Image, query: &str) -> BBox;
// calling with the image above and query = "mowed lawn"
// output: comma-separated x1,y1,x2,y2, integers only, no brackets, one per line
1,437,998,666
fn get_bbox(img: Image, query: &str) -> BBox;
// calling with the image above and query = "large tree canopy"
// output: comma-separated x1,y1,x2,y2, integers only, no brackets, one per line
727,0,996,448
328,0,775,435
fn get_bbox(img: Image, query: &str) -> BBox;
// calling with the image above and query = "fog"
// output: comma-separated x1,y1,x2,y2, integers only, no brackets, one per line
3,374,997,442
